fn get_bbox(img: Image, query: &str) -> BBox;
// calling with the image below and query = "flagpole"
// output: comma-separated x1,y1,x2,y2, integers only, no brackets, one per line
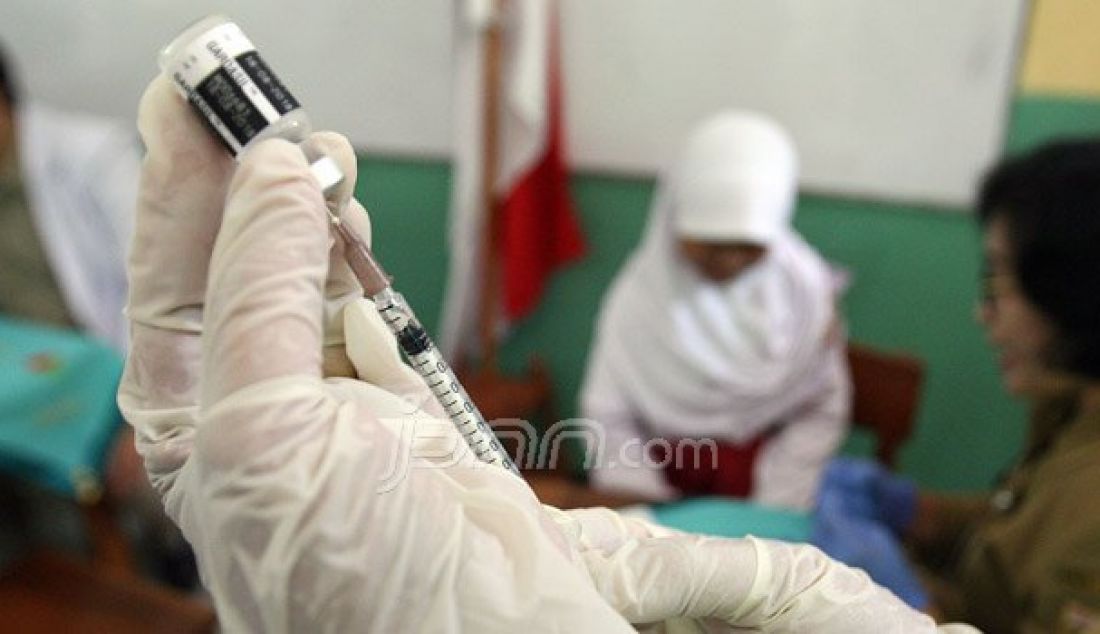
460,0,562,475
478,0,504,371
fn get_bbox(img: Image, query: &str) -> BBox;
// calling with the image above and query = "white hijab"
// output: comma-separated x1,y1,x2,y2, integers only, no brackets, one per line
584,112,837,441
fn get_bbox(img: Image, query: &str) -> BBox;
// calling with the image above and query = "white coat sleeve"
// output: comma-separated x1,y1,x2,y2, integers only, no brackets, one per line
752,336,851,510
580,336,679,502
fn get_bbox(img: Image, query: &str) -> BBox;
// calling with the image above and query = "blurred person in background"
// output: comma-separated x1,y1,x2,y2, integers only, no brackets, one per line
814,139,1100,633
535,111,850,512
0,42,134,347
0,41,195,589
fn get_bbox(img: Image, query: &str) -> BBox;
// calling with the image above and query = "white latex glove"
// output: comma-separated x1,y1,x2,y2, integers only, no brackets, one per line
117,75,634,633
548,506,983,634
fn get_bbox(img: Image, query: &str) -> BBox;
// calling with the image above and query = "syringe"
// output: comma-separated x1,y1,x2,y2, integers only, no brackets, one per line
327,214,519,475
160,15,519,475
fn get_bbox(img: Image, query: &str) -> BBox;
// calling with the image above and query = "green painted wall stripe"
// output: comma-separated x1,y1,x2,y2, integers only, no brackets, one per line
355,94,1100,491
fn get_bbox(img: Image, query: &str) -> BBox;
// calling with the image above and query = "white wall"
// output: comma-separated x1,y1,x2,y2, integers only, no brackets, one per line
0,0,1026,206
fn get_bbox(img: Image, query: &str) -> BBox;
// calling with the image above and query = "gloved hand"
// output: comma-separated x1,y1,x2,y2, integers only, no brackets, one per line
818,457,919,534
812,488,930,610
118,74,635,633
550,506,977,633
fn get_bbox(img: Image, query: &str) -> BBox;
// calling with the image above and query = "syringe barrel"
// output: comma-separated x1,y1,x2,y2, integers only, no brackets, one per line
372,289,520,476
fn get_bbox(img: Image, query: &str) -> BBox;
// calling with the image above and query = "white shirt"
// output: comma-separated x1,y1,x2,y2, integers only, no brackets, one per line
18,102,141,351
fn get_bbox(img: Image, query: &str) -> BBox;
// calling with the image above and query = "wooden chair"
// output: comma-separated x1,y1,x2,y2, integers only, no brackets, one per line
846,342,926,468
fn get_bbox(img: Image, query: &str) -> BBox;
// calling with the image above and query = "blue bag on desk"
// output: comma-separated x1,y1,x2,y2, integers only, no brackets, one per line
0,316,124,501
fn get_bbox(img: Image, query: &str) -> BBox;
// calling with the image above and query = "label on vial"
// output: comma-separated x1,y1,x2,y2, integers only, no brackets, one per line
168,21,299,154
237,51,300,115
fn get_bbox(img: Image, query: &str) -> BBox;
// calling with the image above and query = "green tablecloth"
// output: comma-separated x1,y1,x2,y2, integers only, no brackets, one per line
0,316,124,500
653,496,812,542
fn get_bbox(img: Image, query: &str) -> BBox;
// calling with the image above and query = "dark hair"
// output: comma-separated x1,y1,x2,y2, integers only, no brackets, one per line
978,139,1100,379
0,40,16,105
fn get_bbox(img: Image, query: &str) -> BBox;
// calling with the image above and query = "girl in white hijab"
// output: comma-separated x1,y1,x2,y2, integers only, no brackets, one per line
579,111,850,511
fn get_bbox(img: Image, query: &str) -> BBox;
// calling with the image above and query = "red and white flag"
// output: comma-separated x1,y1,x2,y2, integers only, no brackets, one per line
440,0,585,361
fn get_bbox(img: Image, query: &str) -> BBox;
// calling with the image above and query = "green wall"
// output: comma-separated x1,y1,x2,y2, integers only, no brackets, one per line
358,94,1100,492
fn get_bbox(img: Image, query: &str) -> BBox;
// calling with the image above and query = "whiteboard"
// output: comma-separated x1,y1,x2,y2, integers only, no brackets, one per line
0,0,1025,206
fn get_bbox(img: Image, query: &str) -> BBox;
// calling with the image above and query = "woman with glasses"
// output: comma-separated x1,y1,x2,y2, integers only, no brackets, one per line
813,140,1100,633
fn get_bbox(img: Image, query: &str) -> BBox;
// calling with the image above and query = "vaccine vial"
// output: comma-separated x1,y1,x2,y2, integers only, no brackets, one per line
159,15,342,192
159,14,313,157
